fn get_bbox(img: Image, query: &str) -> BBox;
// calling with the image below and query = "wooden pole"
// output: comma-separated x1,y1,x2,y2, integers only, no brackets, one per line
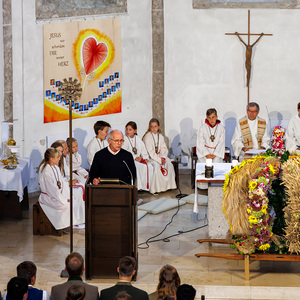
247,10,250,104
244,254,250,280
69,99,73,253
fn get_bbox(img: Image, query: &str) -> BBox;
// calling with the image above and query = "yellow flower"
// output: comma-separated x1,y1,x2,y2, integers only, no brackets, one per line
249,215,258,224
269,164,276,174
240,161,246,168
261,205,267,214
259,243,270,251
247,208,251,214
249,180,257,191
223,174,230,192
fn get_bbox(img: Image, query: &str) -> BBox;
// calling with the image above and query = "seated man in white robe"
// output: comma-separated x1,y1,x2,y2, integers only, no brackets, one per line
86,120,111,167
197,108,225,189
286,102,300,154
231,102,270,161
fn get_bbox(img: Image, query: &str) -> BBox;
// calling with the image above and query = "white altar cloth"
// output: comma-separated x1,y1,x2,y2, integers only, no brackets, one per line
195,163,232,182
194,163,233,239
0,158,32,202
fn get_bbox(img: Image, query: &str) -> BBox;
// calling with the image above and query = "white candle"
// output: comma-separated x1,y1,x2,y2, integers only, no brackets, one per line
232,159,238,167
206,158,212,167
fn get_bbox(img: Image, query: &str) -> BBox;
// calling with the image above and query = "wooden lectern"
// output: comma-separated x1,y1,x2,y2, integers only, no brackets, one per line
85,182,138,279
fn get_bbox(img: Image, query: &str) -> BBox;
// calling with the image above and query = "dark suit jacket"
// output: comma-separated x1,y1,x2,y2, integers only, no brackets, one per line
51,277,99,300
99,281,149,300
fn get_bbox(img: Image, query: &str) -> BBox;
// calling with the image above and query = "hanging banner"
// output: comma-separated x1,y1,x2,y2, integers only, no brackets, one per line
43,19,121,123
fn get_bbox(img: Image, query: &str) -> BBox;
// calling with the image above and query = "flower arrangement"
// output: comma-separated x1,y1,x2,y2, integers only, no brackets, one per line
271,126,285,156
223,155,280,254
246,159,280,251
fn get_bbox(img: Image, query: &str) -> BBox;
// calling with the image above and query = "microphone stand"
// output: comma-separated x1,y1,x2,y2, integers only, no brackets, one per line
123,160,133,185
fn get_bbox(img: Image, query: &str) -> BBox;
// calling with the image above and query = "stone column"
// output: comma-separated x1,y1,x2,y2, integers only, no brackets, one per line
2,0,12,124
152,0,165,133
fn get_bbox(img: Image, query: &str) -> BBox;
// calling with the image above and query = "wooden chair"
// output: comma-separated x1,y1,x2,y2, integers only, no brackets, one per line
33,203,63,236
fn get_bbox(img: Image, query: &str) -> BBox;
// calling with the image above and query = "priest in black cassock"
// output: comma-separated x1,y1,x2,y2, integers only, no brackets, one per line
89,129,136,185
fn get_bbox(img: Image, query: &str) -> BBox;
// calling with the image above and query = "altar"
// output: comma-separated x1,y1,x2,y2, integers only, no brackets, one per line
195,163,232,239
0,158,33,219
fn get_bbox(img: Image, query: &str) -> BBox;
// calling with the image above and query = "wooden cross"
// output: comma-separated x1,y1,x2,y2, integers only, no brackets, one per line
225,10,272,104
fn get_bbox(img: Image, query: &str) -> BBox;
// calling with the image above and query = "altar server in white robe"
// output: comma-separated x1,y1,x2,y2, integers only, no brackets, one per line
286,102,300,154
197,108,225,189
38,148,85,230
86,120,111,166
143,118,177,194
231,102,270,161
66,137,89,181
57,139,86,186
122,121,153,191
52,141,86,199
56,139,78,183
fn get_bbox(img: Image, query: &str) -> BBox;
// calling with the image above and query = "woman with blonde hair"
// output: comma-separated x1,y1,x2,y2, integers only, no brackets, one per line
143,118,176,194
38,148,85,230
149,264,181,300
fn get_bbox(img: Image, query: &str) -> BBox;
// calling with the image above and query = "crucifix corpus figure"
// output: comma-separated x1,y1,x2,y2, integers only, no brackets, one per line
226,10,272,103
234,32,264,88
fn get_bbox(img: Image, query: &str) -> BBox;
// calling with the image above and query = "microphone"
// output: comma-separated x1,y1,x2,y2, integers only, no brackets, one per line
123,160,133,185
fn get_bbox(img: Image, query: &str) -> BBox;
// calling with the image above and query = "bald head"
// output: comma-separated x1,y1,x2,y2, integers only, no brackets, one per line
108,130,124,153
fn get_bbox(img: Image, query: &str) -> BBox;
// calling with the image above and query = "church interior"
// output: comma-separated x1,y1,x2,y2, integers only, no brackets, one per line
1,0,300,299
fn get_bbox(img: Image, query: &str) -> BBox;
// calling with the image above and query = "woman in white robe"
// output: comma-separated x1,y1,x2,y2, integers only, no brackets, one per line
143,118,177,194
65,138,88,185
122,121,153,191
38,148,85,230
196,109,225,189
52,141,86,201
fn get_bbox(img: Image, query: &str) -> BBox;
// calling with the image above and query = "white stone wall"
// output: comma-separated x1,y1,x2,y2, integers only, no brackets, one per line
165,0,300,161
11,0,152,192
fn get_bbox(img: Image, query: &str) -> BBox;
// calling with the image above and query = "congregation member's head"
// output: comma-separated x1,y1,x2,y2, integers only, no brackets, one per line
108,130,124,153
94,120,111,141
66,284,86,300
7,277,28,300
114,291,132,300
66,137,78,154
205,108,219,127
176,284,196,300
17,261,37,285
297,102,300,115
56,139,69,157
65,252,84,277
125,121,138,138
246,102,260,121
117,256,136,280
156,264,181,300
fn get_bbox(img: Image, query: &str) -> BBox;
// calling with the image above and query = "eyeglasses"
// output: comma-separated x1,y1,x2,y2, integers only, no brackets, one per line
111,139,124,144
247,109,258,113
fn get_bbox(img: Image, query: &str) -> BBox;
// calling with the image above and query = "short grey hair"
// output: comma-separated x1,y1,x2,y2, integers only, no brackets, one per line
247,102,260,113
107,129,123,140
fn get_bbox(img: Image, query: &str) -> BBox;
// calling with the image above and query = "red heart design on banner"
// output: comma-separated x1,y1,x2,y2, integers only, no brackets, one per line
82,37,108,75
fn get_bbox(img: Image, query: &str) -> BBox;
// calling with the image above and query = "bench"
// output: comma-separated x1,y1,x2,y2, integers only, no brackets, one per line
33,203,63,236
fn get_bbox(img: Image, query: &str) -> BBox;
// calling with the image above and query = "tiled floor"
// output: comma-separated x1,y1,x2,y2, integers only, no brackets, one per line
1,173,300,299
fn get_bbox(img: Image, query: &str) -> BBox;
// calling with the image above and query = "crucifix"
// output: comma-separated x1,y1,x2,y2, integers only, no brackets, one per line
225,10,272,104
